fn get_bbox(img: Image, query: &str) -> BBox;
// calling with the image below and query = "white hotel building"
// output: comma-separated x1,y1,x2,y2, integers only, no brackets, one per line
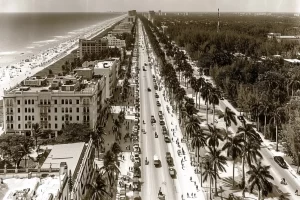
103,33,126,48
3,74,107,136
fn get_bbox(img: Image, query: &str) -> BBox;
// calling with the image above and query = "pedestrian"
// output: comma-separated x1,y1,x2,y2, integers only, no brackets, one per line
187,193,189,198
190,176,192,181
295,189,298,195
196,185,198,190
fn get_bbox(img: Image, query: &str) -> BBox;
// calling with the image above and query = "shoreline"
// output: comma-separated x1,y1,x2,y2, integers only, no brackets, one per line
0,14,126,100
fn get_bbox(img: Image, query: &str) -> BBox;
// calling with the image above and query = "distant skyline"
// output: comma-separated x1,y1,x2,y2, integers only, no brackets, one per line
0,0,299,13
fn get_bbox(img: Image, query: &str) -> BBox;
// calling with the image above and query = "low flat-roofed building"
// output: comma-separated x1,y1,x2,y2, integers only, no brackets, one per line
103,33,126,48
111,21,134,35
74,68,93,80
3,74,106,135
2,139,95,200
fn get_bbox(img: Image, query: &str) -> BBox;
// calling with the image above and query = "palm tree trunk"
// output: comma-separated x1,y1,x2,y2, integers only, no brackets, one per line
199,92,201,109
232,160,235,187
195,92,198,107
258,189,261,200
257,112,260,131
264,115,267,136
206,101,209,124
214,163,218,196
212,105,216,127
276,123,278,151
209,176,212,200
242,153,245,188
198,147,202,185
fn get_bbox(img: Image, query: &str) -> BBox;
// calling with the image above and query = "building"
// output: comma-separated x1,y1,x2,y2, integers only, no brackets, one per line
128,10,137,16
2,139,95,200
3,74,107,135
94,58,120,98
78,38,108,59
111,21,134,35
103,33,126,48
148,11,155,23
284,58,300,65
158,10,162,16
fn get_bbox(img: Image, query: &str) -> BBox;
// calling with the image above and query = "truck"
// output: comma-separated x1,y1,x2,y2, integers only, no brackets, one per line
169,167,176,178
165,152,174,166
153,155,160,167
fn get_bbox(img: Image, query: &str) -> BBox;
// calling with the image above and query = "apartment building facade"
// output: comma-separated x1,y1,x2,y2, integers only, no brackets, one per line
104,33,126,48
79,38,109,59
3,74,106,136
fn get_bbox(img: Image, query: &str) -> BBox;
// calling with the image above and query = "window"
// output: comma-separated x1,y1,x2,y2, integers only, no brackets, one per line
25,116,27,120
28,116,31,121
62,124,64,129
17,100,20,105
25,100,27,104
31,99,34,104
77,108,79,113
49,123,51,129
28,108,31,113
76,100,79,104
66,99,68,104
18,124,21,129
87,107,90,113
40,100,43,105
77,116,79,121
54,100,57,104
55,116,57,121
48,108,50,113
55,108,57,113
18,116,20,121
70,116,72,121
32,108,34,113
18,108,20,113
44,100,47,105
66,108,68,113
61,99,64,104
69,108,72,113
48,100,50,105
32,116,35,121
62,108,64,113
55,123,58,129
69,99,72,104
25,124,27,129
62,116,64,121
48,116,51,121
25,108,27,113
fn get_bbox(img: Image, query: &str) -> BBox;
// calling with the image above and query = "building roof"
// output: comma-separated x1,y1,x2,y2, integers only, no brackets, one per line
95,60,115,70
41,142,85,174
284,59,300,63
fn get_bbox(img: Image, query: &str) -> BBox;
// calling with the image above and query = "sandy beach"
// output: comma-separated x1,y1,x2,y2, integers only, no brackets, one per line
0,14,126,100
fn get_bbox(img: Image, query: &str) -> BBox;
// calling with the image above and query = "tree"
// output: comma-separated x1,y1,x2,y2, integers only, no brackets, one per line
0,134,34,168
32,123,42,149
207,125,224,151
191,128,207,186
111,142,122,156
86,173,112,199
200,82,213,124
219,107,237,140
56,123,93,143
269,105,285,151
247,161,274,200
185,116,201,140
208,87,221,126
222,134,244,187
202,156,217,200
207,146,227,196
94,124,106,159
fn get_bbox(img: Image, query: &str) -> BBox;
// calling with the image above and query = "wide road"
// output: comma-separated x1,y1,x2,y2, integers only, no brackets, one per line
138,20,178,200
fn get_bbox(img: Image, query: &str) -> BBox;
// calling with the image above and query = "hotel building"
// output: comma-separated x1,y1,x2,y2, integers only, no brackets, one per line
93,58,120,98
3,74,107,136
103,33,126,48
78,38,108,59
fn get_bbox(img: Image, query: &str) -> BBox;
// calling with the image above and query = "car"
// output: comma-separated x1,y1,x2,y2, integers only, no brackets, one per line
152,75,155,78
169,167,176,177
154,85,158,90
160,120,165,125
158,111,163,116
274,156,288,169
155,93,159,98
156,101,161,106
166,152,174,166
148,88,151,92
164,135,171,143
141,129,146,134
151,116,156,123
159,115,163,120
143,68,146,71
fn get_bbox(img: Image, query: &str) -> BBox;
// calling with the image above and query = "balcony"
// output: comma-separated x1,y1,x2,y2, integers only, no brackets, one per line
6,120,13,123
5,103,13,107
6,111,13,115
83,111,90,115
38,103,51,107
40,112,47,117
83,102,90,105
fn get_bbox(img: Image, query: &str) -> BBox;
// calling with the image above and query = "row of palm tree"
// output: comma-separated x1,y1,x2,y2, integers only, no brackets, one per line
140,16,274,200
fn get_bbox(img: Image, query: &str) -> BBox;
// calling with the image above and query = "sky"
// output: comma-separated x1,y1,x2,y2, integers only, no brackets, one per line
0,0,299,13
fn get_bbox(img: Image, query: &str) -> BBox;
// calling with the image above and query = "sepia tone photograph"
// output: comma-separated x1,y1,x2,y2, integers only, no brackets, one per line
0,0,300,199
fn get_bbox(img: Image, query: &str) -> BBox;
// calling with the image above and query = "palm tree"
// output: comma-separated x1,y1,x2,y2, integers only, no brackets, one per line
111,142,122,155
207,125,224,151
222,134,244,187
200,82,213,124
94,124,106,159
269,106,285,151
207,146,227,196
202,159,217,200
191,128,207,186
247,161,274,200
208,87,220,126
219,107,237,140
258,101,271,136
86,173,112,199
185,116,201,140
32,123,41,150
196,76,206,109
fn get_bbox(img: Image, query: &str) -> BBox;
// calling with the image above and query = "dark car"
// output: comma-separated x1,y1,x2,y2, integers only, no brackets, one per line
143,68,146,71
274,156,288,169
160,120,165,125
148,88,151,92
151,115,156,123
156,101,161,107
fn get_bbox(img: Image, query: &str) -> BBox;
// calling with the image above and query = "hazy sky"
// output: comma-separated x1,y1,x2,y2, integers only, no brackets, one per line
0,0,299,13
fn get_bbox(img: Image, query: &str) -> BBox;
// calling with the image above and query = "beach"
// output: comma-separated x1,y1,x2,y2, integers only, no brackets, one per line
0,14,126,100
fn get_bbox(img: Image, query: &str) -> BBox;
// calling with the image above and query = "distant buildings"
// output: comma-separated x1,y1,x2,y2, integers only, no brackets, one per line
3,73,107,135
78,38,108,59
103,33,126,48
2,139,95,200
158,10,162,16
128,10,137,16
148,11,155,23
111,18,135,35
267,32,300,43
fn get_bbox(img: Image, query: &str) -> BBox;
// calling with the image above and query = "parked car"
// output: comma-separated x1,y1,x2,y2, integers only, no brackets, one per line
156,101,161,106
164,135,171,143
158,111,163,116
166,152,174,166
148,88,151,92
274,156,288,169
169,167,176,178
151,115,156,123
155,93,159,98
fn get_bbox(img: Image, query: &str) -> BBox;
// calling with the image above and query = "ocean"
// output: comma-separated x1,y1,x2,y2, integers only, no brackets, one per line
0,12,122,66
